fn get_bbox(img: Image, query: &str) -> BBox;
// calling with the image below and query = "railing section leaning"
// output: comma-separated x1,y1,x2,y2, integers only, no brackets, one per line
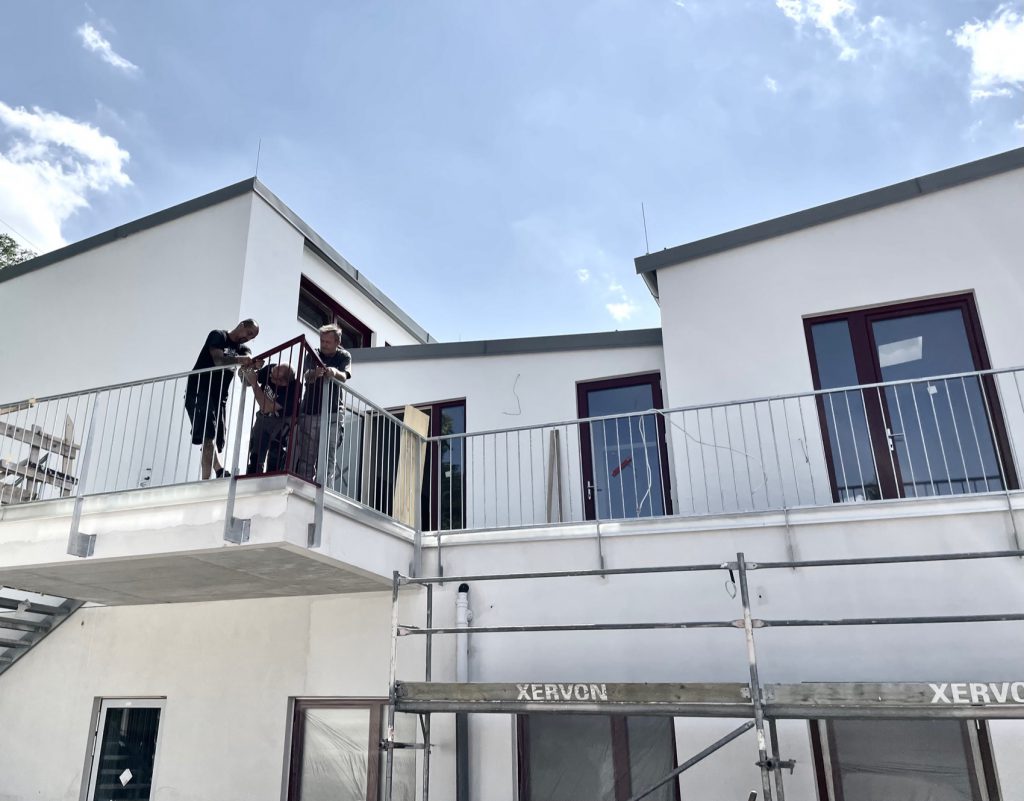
3,365,1024,535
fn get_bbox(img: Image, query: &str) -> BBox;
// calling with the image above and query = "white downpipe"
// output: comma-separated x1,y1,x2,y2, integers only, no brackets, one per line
456,583,472,681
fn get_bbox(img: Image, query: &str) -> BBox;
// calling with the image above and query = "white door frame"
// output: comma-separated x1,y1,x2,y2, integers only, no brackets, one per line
84,698,166,801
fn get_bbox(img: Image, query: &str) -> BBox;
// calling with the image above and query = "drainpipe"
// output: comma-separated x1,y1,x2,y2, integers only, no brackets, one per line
456,583,472,801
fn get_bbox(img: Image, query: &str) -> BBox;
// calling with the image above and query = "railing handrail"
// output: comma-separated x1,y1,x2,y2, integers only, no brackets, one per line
426,364,1024,442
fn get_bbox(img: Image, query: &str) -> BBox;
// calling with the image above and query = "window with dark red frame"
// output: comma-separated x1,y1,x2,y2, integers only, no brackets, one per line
809,718,1001,801
577,373,672,521
297,276,373,350
370,399,466,531
518,714,680,801
286,699,418,801
804,294,1016,502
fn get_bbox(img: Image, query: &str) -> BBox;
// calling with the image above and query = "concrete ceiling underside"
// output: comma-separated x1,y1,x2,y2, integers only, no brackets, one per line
0,545,390,604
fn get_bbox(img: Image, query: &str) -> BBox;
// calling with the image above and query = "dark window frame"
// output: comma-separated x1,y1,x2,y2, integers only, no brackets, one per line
808,718,1001,801
576,372,673,521
286,697,385,801
383,397,468,531
297,275,374,350
517,713,681,801
804,293,1017,501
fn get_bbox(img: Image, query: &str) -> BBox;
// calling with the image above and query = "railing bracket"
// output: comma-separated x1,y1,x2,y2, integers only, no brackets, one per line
224,517,250,544
66,530,96,558
755,758,795,774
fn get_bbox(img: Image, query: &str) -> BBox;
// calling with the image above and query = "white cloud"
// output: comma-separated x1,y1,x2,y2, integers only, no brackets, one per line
606,300,639,323
0,101,131,252
953,5,1024,101
78,23,139,74
576,268,591,283
605,280,638,323
776,0,861,60
764,76,780,93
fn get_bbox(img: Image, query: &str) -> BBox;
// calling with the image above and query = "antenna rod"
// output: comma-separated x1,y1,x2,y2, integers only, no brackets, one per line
255,137,263,177
641,202,650,254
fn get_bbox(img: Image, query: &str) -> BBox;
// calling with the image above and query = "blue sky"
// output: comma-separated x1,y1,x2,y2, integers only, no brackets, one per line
1,1,1022,342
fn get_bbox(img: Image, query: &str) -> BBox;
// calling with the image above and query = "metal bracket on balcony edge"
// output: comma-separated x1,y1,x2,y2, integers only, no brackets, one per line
67,530,96,558
224,517,251,544
307,522,320,548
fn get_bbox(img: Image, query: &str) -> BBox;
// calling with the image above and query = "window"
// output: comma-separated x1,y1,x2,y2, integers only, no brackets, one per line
371,400,467,530
287,699,416,801
518,714,680,801
577,374,671,520
84,699,164,801
805,294,1015,501
297,276,373,350
811,719,1001,801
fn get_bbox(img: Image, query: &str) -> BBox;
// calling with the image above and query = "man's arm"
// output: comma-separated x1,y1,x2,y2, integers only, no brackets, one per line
242,369,280,415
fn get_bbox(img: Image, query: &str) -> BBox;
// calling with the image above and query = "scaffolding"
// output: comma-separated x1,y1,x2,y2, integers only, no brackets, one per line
382,548,1024,801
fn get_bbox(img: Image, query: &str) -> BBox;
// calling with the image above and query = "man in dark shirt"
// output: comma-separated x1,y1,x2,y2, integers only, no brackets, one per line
243,363,299,474
294,323,352,487
184,319,260,479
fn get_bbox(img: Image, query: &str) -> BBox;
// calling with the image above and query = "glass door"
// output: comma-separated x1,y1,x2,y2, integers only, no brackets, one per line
578,374,671,521
806,294,1014,502
85,699,164,801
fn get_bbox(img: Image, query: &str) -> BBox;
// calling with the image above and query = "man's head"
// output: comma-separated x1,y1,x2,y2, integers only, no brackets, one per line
318,323,342,355
230,318,260,344
269,364,295,385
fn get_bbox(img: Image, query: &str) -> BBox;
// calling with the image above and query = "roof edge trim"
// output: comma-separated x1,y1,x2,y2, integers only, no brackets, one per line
634,145,1024,274
350,328,663,362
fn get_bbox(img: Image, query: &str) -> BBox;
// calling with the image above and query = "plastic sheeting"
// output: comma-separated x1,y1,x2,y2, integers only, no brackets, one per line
525,714,677,801
299,708,371,801
830,719,976,801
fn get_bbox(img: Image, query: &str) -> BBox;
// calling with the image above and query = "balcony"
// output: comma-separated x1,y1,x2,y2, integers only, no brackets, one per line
2,345,1024,604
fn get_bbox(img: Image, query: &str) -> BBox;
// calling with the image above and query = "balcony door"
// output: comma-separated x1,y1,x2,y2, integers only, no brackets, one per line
805,294,1014,501
577,374,671,521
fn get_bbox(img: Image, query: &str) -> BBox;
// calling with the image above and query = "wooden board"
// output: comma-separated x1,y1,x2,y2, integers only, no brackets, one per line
393,406,430,528
0,422,79,459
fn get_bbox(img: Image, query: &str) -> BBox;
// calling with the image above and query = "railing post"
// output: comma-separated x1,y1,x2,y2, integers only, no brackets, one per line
223,377,250,544
411,428,425,578
308,378,331,549
67,392,100,558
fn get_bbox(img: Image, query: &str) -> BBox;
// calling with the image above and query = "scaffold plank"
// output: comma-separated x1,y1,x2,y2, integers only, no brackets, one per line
395,681,1024,720
395,681,753,717
764,681,1024,719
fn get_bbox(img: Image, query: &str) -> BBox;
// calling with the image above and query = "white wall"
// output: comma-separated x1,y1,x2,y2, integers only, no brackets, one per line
354,345,666,433
0,591,427,801
0,195,254,403
655,168,1024,409
236,195,424,360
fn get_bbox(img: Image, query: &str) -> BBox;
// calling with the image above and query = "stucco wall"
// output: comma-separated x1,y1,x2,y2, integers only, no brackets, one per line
654,168,1024,409
0,194,253,402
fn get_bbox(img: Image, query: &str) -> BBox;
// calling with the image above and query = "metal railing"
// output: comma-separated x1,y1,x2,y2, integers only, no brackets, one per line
0,343,424,531
4,363,1024,538
426,367,1024,532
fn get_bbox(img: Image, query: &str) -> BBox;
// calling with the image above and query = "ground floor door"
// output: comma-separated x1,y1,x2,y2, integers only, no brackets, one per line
85,698,164,801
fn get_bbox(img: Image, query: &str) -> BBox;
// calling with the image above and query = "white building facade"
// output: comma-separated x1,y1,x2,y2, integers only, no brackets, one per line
1,146,1023,801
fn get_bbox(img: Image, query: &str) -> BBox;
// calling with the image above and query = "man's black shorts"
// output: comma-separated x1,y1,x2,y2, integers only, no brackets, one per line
185,393,227,450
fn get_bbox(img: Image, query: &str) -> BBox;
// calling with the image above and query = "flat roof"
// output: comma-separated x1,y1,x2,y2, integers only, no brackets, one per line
0,178,436,344
635,145,1024,275
351,327,663,362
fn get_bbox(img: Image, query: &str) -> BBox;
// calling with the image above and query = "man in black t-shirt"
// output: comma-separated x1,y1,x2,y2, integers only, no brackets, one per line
294,323,352,487
184,319,260,479
243,363,299,474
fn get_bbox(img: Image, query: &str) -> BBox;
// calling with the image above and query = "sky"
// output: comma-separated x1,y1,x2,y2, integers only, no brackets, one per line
0,1,1022,343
